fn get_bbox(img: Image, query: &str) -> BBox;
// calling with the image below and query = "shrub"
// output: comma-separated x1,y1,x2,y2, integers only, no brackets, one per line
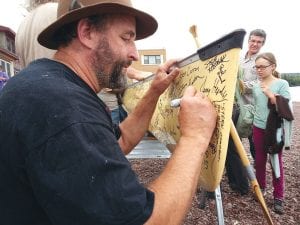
281,73,300,87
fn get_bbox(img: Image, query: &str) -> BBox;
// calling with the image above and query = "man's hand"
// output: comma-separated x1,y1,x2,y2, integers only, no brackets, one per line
118,59,179,154
179,86,217,145
145,86,217,225
150,59,180,95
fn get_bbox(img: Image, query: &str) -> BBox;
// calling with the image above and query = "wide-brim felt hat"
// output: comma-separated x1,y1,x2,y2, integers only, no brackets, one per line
38,0,158,49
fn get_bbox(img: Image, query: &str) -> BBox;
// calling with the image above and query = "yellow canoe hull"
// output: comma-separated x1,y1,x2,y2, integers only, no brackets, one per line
123,29,246,191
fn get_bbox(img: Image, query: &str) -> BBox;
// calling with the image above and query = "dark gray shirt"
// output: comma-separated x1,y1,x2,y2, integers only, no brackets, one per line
0,59,154,225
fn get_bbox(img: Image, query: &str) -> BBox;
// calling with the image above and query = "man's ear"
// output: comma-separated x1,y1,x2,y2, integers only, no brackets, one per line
77,18,97,49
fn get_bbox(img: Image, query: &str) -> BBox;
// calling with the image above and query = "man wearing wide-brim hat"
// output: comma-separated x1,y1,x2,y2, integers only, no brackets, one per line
0,0,217,224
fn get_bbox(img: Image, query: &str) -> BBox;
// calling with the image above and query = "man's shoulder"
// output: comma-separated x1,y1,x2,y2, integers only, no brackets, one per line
18,59,74,83
8,59,87,103
20,58,62,73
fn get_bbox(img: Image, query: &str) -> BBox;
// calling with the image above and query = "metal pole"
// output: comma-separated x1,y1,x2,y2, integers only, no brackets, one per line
215,185,225,225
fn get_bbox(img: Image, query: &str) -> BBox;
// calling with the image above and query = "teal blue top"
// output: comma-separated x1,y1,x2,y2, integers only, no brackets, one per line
253,79,291,129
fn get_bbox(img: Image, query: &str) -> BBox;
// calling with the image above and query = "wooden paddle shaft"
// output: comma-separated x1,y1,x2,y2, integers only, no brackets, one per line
230,121,274,225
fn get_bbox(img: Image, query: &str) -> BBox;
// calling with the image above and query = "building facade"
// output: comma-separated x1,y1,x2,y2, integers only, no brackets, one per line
132,49,166,74
0,25,18,77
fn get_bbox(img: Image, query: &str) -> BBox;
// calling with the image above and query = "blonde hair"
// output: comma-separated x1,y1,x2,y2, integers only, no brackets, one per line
255,52,280,78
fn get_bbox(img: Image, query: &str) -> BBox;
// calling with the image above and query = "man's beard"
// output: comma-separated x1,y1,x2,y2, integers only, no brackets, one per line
92,37,130,89
108,63,125,89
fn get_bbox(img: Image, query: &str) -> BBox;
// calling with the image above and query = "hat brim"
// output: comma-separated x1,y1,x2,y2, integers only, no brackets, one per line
38,3,158,49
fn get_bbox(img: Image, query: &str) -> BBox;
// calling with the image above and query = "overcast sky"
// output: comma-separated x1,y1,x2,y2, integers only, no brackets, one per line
1,0,299,73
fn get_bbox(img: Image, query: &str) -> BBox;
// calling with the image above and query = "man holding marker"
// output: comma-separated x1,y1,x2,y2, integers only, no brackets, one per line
0,0,217,224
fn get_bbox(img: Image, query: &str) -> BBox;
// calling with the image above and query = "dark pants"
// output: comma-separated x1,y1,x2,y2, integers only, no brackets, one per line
225,105,249,194
248,135,255,159
111,105,128,125
119,105,128,122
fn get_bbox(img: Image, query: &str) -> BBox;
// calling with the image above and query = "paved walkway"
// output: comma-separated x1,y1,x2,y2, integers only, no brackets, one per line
127,139,171,159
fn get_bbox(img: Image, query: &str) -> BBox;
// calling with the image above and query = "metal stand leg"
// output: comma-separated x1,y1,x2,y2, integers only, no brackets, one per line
214,185,225,225
198,186,224,225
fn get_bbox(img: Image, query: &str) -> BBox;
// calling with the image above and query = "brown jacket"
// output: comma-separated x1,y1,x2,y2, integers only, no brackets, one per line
264,95,294,154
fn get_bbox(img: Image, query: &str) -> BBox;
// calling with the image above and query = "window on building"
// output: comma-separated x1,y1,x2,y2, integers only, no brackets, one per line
143,55,162,65
0,61,5,69
0,60,12,77
6,63,11,77
6,36,15,54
